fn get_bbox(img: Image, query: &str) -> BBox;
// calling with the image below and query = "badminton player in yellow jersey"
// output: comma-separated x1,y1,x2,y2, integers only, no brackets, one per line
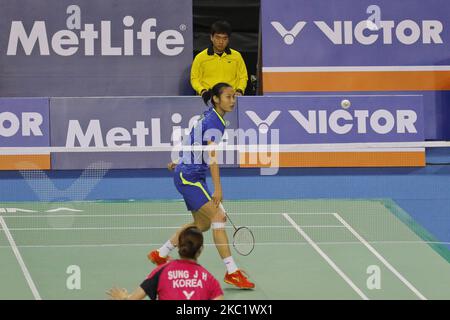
148,83,254,289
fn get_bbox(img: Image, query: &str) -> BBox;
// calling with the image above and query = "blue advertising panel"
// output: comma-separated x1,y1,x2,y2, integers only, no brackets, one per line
237,95,425,167
0,98,50,169
262,0,450,68
238,95,424,144
261,0,450,140
0,98,50,147
50,97,238,169
0,0,193,96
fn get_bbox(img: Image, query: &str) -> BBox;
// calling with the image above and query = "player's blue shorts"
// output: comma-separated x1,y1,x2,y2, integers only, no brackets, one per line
173,168,212,212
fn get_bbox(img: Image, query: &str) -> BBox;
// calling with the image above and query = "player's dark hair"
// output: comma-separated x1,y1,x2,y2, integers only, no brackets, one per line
210,20,232,36
202,82,232,107
178,226,204,260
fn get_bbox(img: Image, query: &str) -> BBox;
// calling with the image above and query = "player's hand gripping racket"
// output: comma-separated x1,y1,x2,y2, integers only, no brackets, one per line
219,203,255,256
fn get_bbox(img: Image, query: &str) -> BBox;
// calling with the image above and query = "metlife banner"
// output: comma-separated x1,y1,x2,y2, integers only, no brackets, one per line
50,97,239,169
48,95,424,169
0,0,193,97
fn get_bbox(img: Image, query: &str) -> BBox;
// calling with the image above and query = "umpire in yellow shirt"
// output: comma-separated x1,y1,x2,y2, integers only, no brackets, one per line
191,20,248,97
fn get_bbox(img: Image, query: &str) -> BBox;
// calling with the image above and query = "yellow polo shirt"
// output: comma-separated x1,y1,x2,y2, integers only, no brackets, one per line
190,47,248,95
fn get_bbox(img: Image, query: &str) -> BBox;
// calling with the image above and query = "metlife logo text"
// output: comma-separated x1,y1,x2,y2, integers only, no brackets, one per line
6,5,186,56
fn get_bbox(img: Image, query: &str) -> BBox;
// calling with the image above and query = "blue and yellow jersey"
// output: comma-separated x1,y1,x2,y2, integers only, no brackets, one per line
177,107,226,179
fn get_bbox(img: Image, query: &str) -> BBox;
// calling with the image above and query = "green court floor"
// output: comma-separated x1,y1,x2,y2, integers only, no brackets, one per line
1,199,450,300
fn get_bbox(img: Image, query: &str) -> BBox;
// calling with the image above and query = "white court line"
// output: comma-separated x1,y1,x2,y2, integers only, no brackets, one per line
333,212,427,300
1,212,336,218
0,216,41,300
7,225,345,231
0,240,448,249
0,141,448,154
282,213,369,300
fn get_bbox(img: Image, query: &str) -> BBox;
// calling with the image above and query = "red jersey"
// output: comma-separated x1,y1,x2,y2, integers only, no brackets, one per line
140,259,223,300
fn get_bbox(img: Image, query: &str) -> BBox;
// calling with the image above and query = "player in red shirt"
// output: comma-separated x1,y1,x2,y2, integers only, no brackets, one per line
107,227,224,300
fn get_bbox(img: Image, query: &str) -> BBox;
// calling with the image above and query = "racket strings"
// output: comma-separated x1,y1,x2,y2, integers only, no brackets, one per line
233,227,255,255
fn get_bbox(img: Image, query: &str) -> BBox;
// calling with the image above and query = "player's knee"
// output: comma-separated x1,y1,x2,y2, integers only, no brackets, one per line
211,211,226,229
196,222,210,232
218,209,227,223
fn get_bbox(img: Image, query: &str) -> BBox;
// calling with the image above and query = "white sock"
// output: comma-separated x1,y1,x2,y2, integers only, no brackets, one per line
158,240,175,257
223,256,238,274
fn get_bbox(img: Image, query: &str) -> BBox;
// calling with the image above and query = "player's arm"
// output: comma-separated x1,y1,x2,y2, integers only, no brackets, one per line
106,287,146,300
208,140,222,207
213,295,224,300
167,158,179,171
127,287,147,300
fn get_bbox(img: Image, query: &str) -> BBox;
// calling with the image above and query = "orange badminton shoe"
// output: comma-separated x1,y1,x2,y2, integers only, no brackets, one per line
224,270,255,289
147,250,171,266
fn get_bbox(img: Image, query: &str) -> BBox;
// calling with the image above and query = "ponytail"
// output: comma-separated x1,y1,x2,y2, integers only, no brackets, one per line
178,239,195,258
178,227,203,260
201,89,212,106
